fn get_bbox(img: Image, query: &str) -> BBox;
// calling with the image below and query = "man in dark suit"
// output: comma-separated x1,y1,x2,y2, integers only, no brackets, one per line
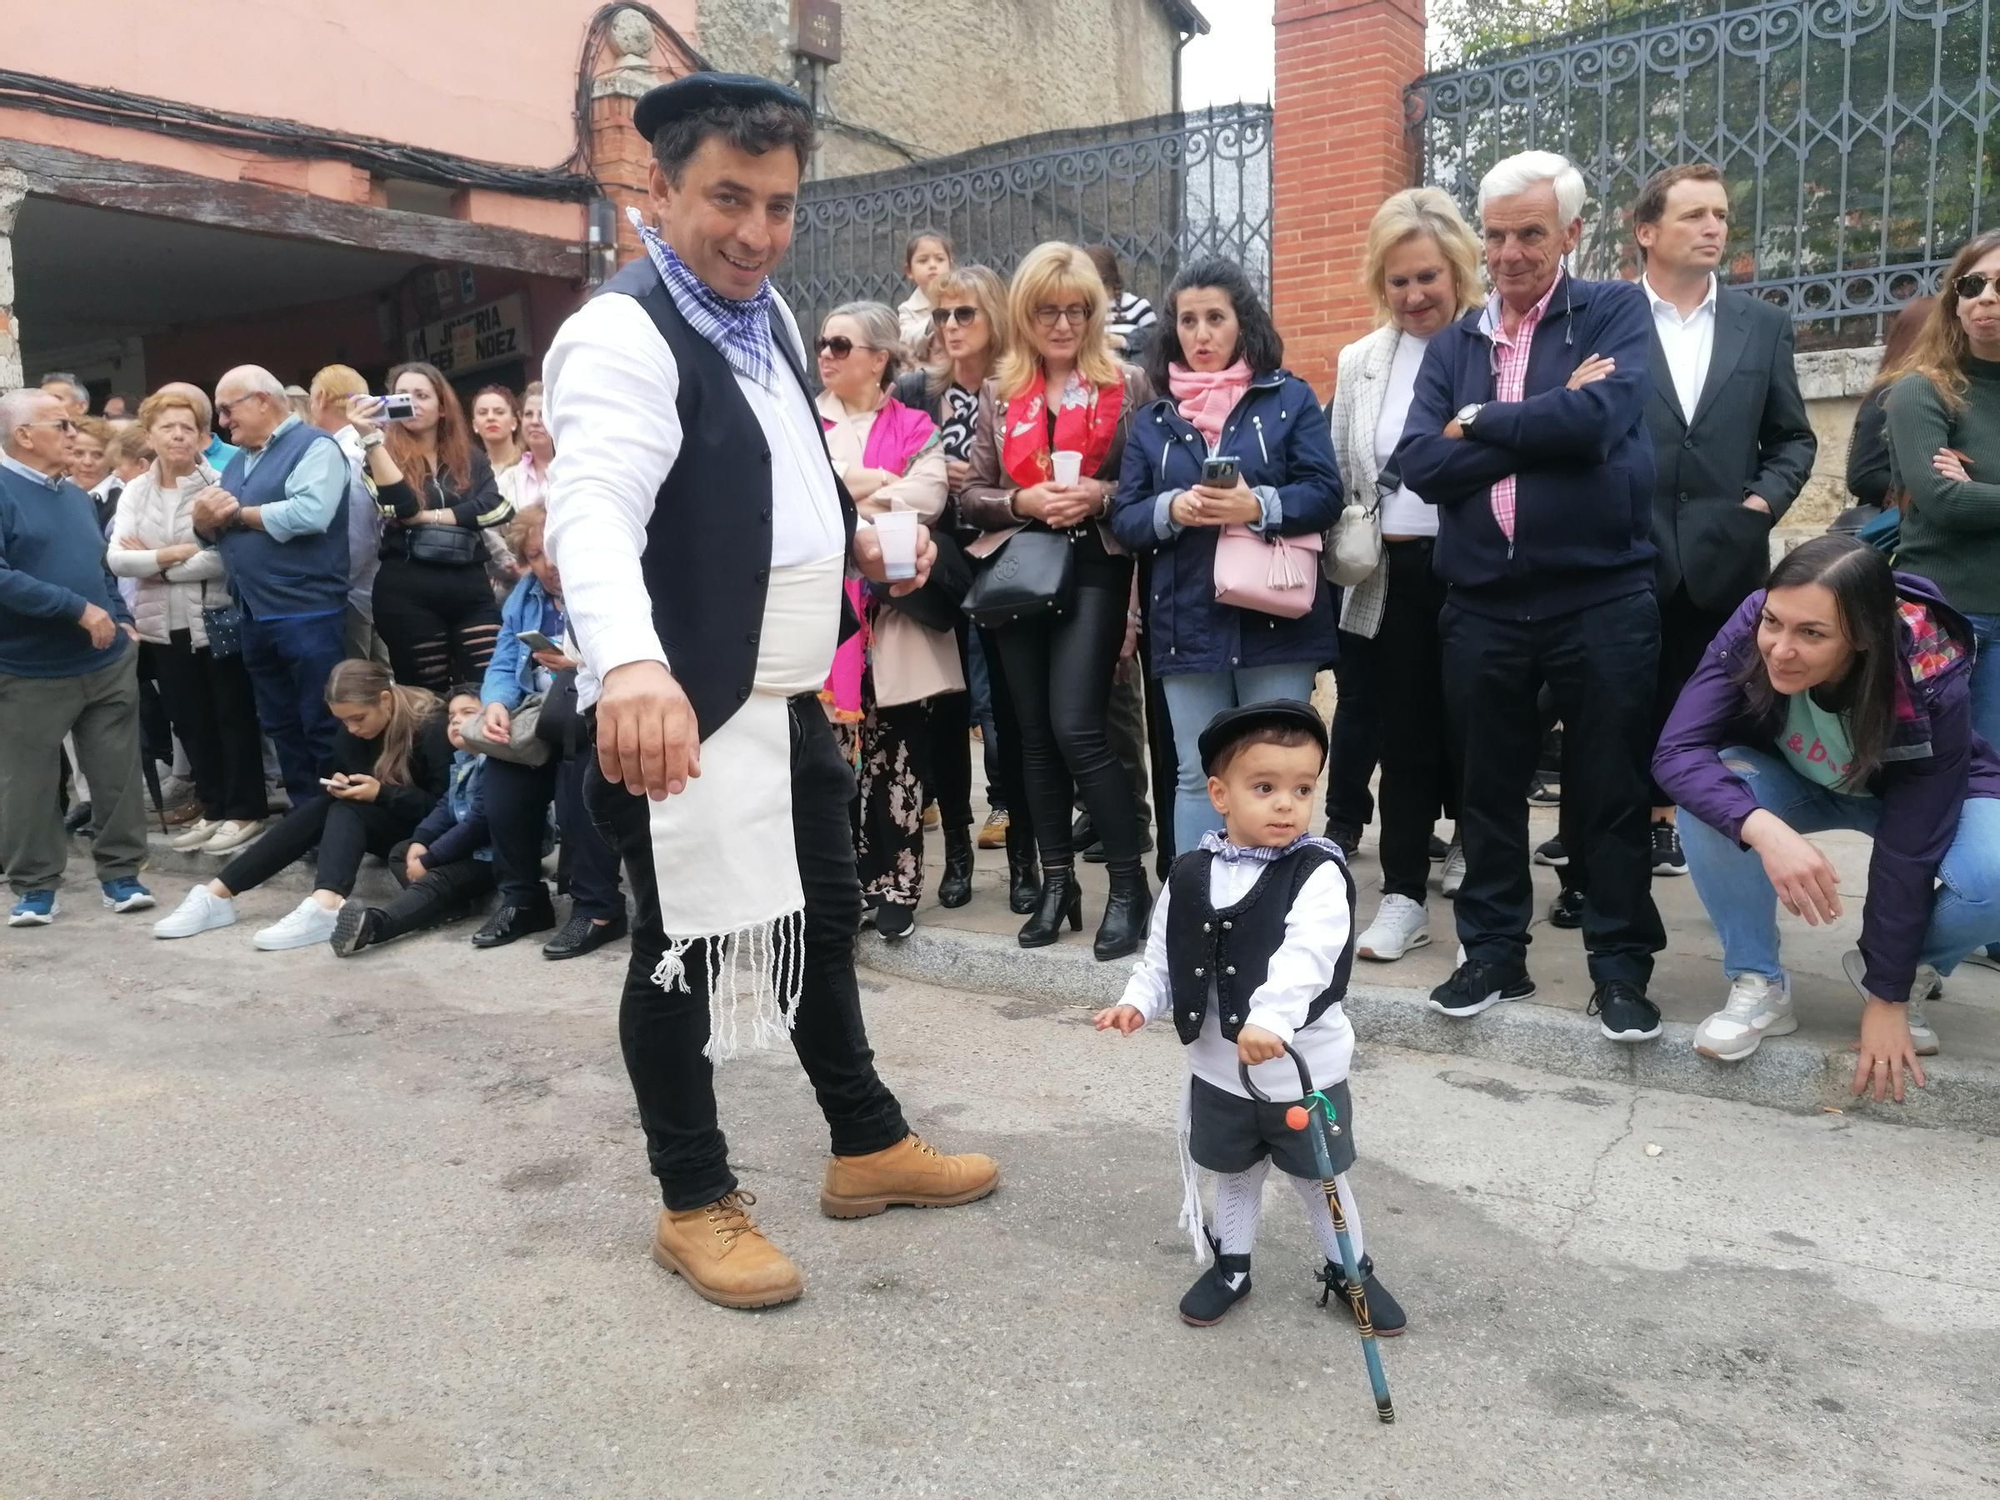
1635,163,1816,874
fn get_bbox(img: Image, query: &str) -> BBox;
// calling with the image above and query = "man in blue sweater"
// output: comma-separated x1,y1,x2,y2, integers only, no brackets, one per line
1395,150,1668,1045
0,388,154,924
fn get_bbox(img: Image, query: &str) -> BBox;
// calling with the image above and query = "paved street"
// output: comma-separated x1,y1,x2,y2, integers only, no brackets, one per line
4,870,1998,1498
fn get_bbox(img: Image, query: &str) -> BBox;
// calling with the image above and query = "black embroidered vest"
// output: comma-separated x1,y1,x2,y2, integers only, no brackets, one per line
1164,847,1356,1045
594,256,856,742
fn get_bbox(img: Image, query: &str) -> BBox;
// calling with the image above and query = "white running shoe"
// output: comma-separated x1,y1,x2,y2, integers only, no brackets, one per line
253,896,341,951
1357,894,1430,961
1839,949,1941,1055
1440,842,1466,898
1692,972,1796,1061
201,819,267,854
169,818,222,852
154,885,237,939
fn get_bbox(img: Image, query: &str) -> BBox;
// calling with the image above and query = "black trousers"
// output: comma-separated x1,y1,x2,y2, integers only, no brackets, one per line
1651,586,1734,808
922,621,975,831
1440,590,1666,987
1374,540,1459,902
375,838,498,941
482,752,623,917
991,572,1141,867
590,696,910,1212
143,631,266,822
974,622,1029,831
217,792,415,898
1325,624,1380,837
371,556,502,695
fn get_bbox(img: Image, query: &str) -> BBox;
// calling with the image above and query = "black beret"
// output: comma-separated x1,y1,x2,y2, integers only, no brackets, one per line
633,72,810,144
1196,699,1329,776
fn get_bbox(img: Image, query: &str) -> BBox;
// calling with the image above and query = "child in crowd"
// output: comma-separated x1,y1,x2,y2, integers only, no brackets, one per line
332,687,496,956
1096,701,1404,1332
896,229,955,364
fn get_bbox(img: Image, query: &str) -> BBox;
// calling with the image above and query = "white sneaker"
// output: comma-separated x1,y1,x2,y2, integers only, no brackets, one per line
201,819,267,854
154,885,237,939
1357,894,1430,961
169,818,222,852
1440,842,1466,898
1692,972,1796,1061
1839,949,1941,1055
253,897,341,951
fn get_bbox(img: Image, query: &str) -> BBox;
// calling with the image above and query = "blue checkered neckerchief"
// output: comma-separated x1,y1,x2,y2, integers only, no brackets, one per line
631,209,779,391
1197,830,1347,865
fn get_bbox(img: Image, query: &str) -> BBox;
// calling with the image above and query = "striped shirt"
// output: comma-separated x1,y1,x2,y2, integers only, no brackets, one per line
1483,272,1564,542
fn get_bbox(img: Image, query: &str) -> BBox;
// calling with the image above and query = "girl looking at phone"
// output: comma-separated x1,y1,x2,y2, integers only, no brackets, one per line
1109,256,1344,853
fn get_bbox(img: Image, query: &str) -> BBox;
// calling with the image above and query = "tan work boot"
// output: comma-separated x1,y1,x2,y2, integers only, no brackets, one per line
819,1133,999,1219
651,1191,803,1309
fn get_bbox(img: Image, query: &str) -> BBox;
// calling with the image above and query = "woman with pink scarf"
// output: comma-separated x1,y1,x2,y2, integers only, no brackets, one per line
816,301,957,940
1109,258,1343,853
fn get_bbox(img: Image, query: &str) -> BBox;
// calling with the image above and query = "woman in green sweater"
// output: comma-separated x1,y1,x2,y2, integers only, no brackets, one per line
1884,229,2000,753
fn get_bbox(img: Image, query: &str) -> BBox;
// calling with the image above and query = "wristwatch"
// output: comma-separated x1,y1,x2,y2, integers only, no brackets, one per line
360,430,386,451
1455,403,1483,432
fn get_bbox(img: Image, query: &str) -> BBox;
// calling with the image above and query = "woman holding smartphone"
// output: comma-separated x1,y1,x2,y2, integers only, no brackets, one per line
1109,257,1342,854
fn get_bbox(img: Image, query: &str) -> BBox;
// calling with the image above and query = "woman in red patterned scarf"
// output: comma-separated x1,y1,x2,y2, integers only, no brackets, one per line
961,242,1155,961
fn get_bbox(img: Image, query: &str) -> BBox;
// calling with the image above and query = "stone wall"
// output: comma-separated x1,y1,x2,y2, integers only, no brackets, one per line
1786,344,1884,530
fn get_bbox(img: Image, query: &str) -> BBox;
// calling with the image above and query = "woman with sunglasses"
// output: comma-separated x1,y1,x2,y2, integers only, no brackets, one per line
817,302,957,940
1882,232,2000,756
961,242,1154,960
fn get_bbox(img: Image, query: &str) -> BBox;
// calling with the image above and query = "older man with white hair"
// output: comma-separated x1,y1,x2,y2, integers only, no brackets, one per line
0,387,153,925
186,364,351,811
38,371,88,419
1395,148,1668,1045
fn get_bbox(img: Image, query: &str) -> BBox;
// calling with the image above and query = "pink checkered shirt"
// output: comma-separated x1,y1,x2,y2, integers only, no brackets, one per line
1483,272,1564,542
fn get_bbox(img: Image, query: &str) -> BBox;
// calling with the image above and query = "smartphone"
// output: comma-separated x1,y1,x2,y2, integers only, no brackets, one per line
319,777,343,789
516,630,559,653
1202,456,1240,487
375,393,416,421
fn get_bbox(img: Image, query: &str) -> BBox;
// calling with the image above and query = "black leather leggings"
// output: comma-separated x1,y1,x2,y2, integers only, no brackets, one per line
991,573,1141,867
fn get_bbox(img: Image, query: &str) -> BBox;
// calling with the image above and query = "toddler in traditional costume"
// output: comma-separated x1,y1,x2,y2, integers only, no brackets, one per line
1096,701,1405,1330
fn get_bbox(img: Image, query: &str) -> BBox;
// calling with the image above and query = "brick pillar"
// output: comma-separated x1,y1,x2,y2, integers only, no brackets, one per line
1272,0,1427,399
589,91,654,268
0,167,26,389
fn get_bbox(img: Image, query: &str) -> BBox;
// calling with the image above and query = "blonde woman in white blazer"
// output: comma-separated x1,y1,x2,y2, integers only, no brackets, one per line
1326,188,1484,964
106,390,269,855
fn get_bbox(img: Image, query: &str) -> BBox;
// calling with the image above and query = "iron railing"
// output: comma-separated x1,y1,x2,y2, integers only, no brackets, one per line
1408,0,1999,346
782,103,1273,345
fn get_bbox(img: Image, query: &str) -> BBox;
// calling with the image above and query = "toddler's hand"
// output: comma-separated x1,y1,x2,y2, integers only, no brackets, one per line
1236,1024,1286,1065
1094,1005,1145,1036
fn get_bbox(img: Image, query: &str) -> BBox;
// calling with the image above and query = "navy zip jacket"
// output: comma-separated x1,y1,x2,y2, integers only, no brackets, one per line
1109,370,1342,676
1394,273,1658,620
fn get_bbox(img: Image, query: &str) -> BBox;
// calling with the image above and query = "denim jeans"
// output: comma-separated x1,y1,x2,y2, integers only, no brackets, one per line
239,608,346,806
1159,663,1320,853
1679,744,2000,982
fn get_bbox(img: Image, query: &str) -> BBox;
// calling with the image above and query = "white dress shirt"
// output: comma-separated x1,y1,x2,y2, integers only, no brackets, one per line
542,289,846,706
1119,857,1355,1099
1644,271,1718,419
1372,330,1437,537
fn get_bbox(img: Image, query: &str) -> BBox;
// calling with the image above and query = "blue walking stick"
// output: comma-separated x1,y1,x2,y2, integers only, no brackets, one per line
1240,1044,1395,1425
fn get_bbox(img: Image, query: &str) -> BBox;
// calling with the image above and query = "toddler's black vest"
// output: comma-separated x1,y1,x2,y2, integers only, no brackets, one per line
1164,847,1356,1045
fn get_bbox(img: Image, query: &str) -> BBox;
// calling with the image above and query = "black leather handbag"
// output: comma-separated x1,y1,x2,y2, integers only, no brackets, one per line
402,524,483,568
880,529,973,632
962,527,1076,629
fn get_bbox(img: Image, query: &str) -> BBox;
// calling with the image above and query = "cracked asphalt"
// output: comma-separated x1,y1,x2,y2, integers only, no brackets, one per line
4,884,1999,1497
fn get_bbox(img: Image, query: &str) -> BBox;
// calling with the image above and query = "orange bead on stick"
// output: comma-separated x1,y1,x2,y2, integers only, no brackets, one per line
1285,1105,1310,1131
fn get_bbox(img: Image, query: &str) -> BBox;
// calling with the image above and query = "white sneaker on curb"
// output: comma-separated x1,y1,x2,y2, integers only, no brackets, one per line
201,819,267,854
154,885,237,939
253,897,341,951
169,818,222,852
1692,972,1796,1061
1357,894,1430,961
1839,949,1941,1055
1440,842,1466,899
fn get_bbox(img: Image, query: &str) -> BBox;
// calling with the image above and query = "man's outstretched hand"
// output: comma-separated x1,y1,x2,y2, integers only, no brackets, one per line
597,661,700,800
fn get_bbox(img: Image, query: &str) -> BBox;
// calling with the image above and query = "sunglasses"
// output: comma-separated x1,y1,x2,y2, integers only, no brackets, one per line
26,418,77,433
814,336,878,359
1953,272,2000,301
930,306,980,328
1034,304,1091,329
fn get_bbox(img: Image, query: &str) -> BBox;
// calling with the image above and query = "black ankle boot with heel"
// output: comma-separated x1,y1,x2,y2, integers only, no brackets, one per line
1093,858,1152,962
1017,864,1081,947
1005,823,1041,916
937,827,974,909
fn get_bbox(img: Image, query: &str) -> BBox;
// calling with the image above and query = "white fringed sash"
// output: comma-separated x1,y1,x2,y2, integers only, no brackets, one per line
645,554,844,1060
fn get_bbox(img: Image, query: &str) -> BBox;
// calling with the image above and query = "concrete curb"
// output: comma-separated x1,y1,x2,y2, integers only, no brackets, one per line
858,925,2000,1136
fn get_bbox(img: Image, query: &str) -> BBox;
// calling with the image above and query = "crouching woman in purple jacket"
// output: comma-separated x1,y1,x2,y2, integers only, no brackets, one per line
1654,535,2000,1098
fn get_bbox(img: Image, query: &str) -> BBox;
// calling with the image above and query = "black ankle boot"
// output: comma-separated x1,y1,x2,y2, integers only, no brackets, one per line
937,827,974,909
1318,1254,1406,1336
1180,1252,1252,1326
1005,823,1041,916
1093,858,1152,962
1017,864,1081,948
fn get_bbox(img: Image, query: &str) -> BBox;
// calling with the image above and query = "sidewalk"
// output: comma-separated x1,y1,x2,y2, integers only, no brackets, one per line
859,801,2000,1135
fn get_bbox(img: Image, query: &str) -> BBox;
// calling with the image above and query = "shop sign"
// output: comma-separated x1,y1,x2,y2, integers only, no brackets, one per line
407,293,531,377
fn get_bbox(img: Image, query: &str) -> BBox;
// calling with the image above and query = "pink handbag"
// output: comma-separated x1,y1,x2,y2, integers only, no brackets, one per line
1212,524,1323,619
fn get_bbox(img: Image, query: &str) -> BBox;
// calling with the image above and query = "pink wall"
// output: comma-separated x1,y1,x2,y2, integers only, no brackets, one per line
9,0,699,169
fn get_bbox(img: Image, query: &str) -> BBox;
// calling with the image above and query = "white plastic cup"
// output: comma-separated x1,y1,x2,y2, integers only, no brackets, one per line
873,508,919,581
1051,450,1084,487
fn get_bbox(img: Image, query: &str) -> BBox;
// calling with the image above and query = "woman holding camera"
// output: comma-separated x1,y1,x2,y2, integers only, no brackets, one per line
349,363,514,694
